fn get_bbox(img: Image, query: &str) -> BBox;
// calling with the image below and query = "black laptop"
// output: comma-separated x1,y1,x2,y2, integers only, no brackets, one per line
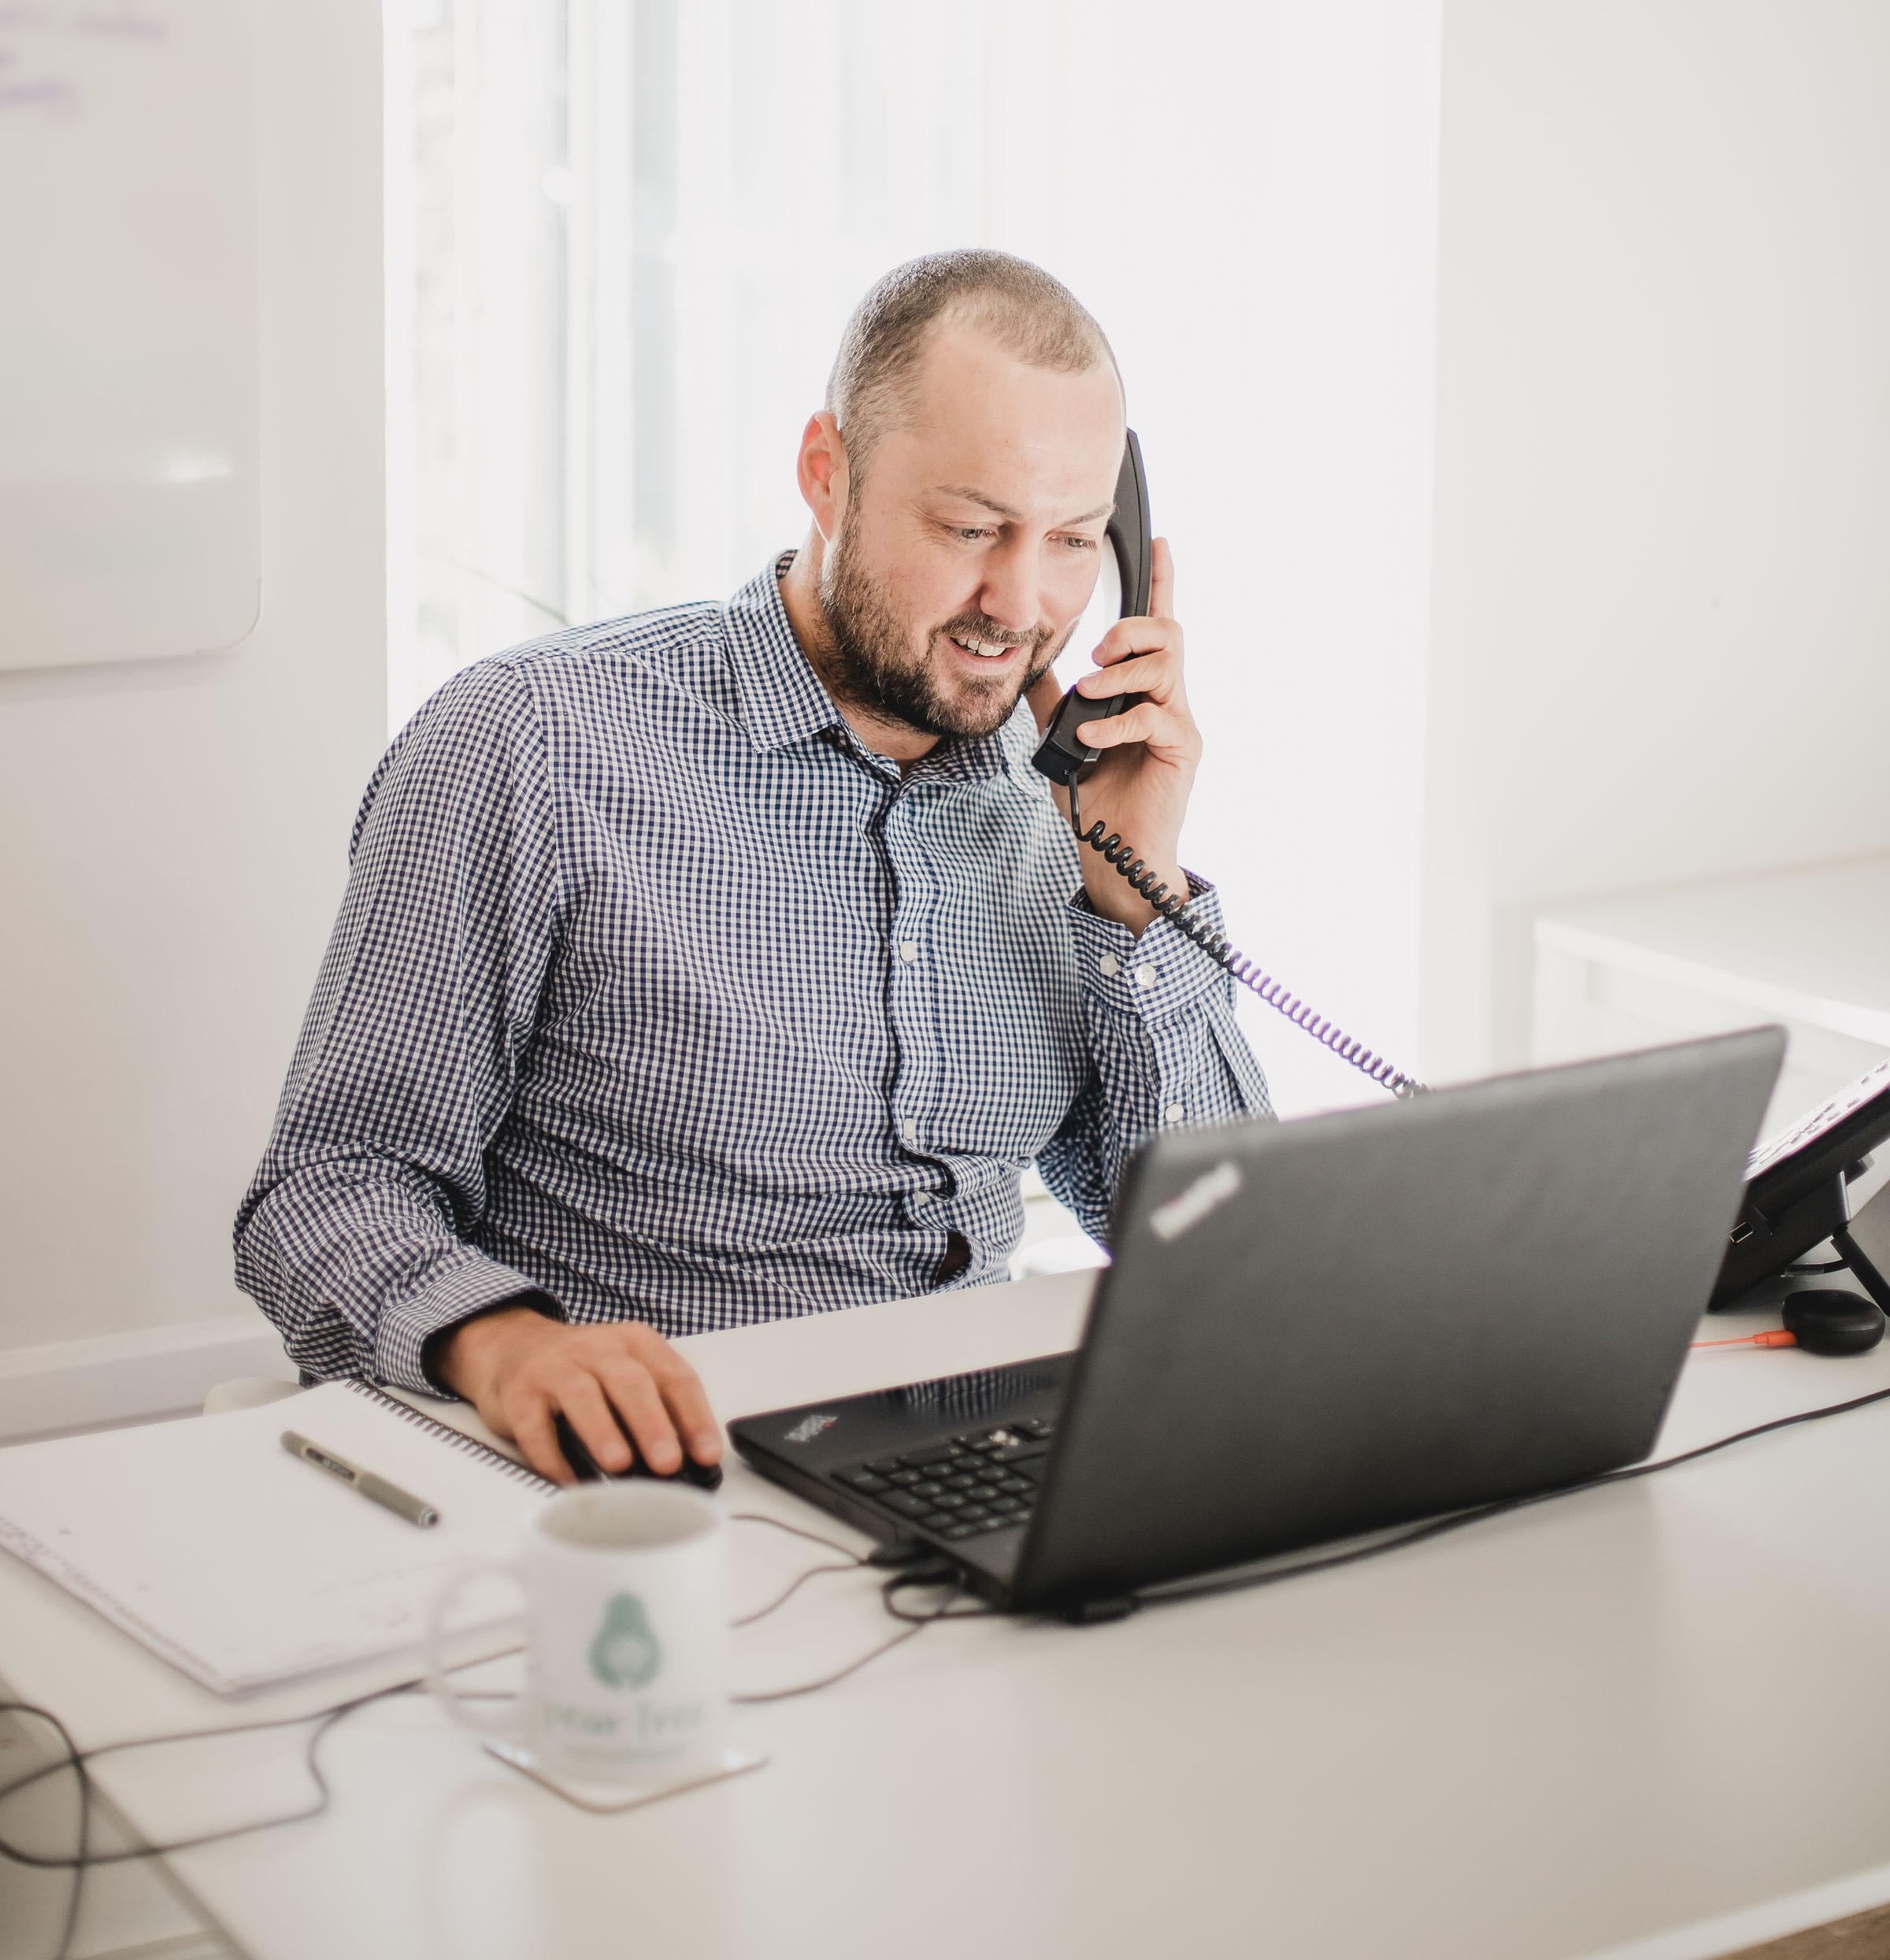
731,1029,1784,1617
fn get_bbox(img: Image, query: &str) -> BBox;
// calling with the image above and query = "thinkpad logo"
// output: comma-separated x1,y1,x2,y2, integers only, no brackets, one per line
784,1413,839,1444
1149,1159,1243,1242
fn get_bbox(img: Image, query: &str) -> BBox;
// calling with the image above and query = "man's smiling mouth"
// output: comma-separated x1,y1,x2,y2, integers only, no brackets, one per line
948,632,1025,661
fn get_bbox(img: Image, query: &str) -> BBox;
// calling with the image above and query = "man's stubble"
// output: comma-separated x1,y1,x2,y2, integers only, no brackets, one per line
817,508,1069,741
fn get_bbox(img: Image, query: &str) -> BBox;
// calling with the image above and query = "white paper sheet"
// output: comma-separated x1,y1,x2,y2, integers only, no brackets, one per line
0,1383,549,1695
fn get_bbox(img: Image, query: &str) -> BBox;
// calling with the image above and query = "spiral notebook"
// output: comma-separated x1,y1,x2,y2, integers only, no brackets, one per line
0,1380,553,1695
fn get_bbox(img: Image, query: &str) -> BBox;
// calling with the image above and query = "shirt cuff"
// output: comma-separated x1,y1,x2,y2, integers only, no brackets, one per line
373,1250,565,1395
1066,873,1232,1020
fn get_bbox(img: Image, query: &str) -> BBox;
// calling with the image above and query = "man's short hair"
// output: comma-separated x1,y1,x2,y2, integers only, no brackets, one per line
826,250,1118,479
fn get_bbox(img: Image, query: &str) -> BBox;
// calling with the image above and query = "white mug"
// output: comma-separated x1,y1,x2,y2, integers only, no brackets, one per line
428,1481,728,1786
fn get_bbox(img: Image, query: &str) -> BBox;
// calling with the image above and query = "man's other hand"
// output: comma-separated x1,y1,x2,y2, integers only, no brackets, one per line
432,1307,724,1486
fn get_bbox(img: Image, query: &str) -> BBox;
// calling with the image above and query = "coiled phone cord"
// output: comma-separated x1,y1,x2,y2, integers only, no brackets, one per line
1065,775,1429,1100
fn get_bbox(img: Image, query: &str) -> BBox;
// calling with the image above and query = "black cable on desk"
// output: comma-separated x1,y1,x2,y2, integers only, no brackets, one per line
729,1510,866,1628
0,1685,393,1960
1141,1380,1890,1610
0,1699,90,1960
732,1567,988,1703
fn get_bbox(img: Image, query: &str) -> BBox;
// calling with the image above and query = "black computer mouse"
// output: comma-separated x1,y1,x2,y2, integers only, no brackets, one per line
1783,1288,1886,1357
551,1412,724,1490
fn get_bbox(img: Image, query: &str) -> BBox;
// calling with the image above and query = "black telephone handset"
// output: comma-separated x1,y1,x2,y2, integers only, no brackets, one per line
1032,431,1154,787
1031,430,1426,1100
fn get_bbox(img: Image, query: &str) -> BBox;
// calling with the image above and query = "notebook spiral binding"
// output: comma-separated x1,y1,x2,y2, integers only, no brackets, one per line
346,1378,554,1492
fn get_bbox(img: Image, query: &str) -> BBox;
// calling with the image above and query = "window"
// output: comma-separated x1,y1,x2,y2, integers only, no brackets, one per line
391,0,1095,724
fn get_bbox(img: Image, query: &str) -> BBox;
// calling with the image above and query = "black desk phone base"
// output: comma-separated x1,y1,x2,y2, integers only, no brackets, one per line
1710,1057,1890,1317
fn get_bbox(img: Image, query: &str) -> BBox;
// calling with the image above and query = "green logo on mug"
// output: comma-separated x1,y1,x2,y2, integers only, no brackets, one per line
588,1593,662,1690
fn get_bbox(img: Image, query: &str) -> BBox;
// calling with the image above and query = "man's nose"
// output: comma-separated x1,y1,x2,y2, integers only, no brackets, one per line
976,538,1043,637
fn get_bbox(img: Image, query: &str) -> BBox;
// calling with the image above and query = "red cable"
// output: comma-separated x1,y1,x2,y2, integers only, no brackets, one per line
1691,1330,1798,1350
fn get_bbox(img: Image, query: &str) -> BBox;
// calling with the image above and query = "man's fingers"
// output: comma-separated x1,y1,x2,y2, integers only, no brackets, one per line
467,1320,723,1484
594,1354,683,1473
1077,700,1188,753
510,1395,579,1485
557,1370,637,1474
1076,650,1173,702
1086,614,1178,672
644,1350,724,1464
1147,536,1176,621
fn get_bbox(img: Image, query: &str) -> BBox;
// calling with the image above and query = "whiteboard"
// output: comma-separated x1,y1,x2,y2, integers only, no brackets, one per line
0,0,258,671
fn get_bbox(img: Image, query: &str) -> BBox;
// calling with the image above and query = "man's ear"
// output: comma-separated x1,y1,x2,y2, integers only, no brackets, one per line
797,411,850,543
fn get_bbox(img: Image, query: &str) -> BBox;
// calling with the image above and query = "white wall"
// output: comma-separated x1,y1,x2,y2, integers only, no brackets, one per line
1424,0,1890,1080
1119,2,1440,1116
0,1,386,1423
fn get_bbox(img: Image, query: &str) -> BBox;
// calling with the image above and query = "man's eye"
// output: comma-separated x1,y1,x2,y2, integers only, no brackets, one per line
956,527,994,543
1057,535,1099,552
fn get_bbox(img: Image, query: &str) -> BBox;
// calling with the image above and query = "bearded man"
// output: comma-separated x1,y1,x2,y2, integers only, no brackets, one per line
235,250,1270,1483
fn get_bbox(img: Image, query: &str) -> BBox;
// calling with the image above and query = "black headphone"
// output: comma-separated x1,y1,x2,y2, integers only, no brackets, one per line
1783,1288,1886,1356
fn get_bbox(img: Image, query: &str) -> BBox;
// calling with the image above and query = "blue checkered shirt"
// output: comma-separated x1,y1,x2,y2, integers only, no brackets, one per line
235,558,1272,1391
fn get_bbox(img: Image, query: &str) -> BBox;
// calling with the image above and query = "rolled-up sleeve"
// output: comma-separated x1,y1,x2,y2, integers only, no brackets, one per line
234,660,565,1391
1036,876,1273,1242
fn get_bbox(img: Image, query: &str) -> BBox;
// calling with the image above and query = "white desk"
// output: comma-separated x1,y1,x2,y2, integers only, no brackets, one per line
9,1270,1890,1960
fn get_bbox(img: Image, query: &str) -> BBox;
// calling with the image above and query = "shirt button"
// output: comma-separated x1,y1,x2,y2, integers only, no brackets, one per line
1098,953,1121,978
900,1118,917,1144
1135,964,1157,989
1165,1103,1184,1124
910,1189,932,1207
897,940,918,964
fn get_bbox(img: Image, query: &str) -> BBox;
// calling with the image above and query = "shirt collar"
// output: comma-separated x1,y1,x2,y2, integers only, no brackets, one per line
722,554,1019,783
722,554,847,754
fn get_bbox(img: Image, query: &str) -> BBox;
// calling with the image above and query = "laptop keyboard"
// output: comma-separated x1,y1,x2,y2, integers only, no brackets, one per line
828,1417,1056,1541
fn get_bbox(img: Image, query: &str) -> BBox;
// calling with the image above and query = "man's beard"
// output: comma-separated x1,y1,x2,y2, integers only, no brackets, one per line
817,515,1065,741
